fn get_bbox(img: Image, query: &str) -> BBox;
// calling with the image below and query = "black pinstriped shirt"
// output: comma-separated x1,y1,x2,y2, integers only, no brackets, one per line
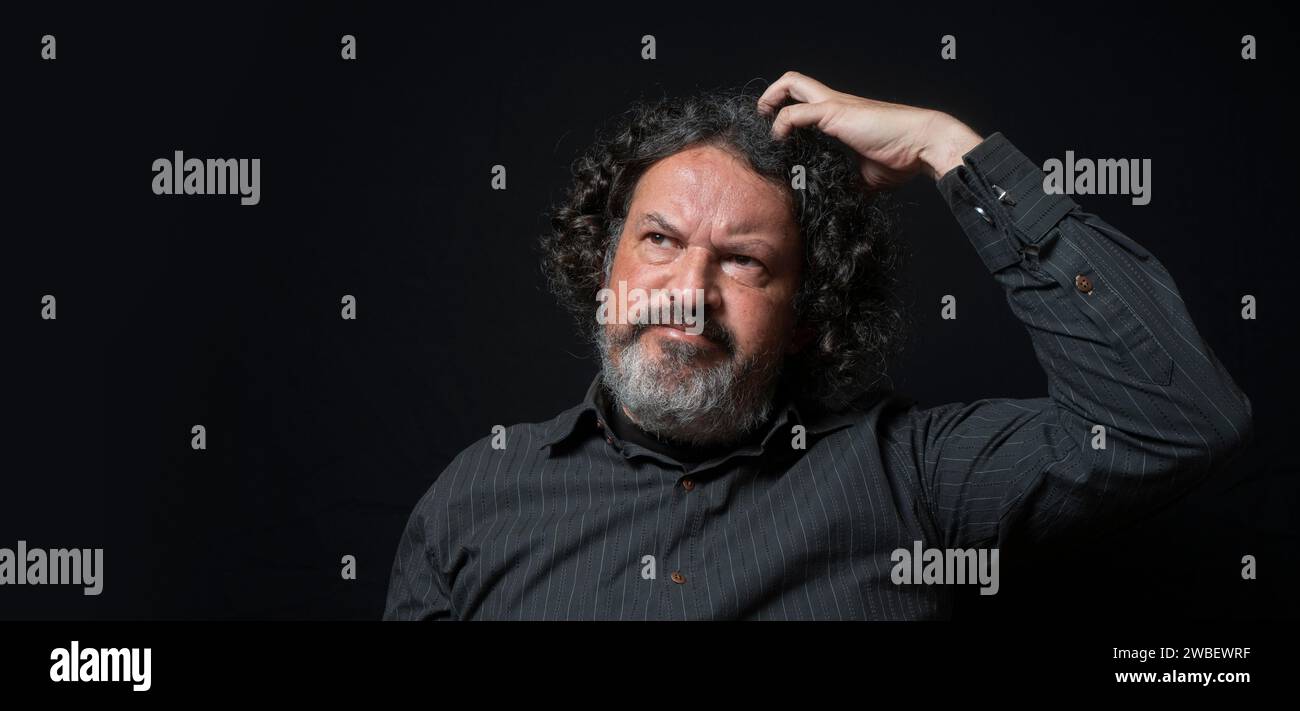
382,132,1254,621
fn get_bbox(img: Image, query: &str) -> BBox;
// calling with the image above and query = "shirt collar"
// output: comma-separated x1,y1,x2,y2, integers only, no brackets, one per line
536,376,606,451
538,374,860,459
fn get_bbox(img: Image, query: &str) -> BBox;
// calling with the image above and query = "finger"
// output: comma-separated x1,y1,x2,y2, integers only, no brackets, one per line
756,71,837,116
771,101,830,139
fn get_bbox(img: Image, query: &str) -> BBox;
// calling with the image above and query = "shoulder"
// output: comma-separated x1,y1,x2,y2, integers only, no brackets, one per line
818,390,932,469
806,389,920,441
407,408,585,520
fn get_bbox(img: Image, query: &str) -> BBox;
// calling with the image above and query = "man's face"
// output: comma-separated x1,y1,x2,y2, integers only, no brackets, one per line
597,143,803,445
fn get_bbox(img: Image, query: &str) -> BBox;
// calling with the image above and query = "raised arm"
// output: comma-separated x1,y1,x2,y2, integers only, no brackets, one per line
759,71,1254,550
909,132,1253,549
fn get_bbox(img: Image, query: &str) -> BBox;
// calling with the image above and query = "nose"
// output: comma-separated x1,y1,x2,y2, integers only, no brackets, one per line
663,245,723,316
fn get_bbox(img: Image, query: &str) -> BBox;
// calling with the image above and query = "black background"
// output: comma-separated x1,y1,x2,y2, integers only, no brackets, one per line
2,1,1296,620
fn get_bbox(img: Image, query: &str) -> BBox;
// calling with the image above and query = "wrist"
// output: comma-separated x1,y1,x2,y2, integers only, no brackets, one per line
918,113,982,181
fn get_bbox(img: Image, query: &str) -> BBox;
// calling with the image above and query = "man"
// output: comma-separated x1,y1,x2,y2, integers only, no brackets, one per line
382,71,1253,620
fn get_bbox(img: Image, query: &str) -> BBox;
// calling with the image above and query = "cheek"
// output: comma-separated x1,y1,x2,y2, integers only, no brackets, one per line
725,291,796,350
608,251,663,292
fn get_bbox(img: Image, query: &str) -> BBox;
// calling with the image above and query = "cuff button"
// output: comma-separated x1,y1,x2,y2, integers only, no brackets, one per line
1075,274,1094,294
973,206,994,225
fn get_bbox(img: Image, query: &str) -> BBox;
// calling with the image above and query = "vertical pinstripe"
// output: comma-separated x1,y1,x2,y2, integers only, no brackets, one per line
383,132,1253,621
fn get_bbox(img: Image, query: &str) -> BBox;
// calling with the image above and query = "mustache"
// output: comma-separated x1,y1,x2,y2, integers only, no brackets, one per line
636,317,734,353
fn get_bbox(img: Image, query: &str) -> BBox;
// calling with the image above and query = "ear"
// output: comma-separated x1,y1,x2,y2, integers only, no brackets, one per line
787,324,815,355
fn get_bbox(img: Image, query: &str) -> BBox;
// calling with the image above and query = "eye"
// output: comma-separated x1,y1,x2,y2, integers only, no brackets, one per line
645,232,681,250
727,253,761,268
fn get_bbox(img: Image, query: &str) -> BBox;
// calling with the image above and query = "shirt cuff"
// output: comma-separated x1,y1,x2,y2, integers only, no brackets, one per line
936,132,1079,274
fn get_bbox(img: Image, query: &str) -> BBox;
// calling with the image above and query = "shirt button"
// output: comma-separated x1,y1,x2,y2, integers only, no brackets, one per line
1075,274,1094,294
681,478,695,491
973,206,994,225
671,571,686,584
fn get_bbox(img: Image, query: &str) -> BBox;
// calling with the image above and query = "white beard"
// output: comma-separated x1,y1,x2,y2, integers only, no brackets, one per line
596,324,783,447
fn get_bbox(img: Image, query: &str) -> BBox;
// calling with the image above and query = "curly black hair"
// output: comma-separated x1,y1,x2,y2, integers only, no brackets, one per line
540,86,910,411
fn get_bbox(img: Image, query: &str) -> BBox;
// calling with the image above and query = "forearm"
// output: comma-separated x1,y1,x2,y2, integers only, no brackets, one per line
935,134,1253,503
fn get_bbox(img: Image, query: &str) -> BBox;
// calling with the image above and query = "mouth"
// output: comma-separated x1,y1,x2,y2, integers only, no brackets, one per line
645,323,717,348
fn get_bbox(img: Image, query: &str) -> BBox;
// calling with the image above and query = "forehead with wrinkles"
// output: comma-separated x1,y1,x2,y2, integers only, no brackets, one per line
625,144,797,247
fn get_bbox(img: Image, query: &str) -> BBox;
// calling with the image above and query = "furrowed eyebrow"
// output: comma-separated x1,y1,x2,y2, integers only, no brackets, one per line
723,238,778,259
638,211,783,260
639,211,681,236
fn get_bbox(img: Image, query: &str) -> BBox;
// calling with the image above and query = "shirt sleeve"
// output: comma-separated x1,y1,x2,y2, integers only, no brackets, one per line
907,132,1254,552
382,471,457,621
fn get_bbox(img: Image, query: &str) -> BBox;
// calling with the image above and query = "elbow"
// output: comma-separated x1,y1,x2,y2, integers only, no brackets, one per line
1162,391,1254,474
1227,394,1255,458
1201,391,1255,469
